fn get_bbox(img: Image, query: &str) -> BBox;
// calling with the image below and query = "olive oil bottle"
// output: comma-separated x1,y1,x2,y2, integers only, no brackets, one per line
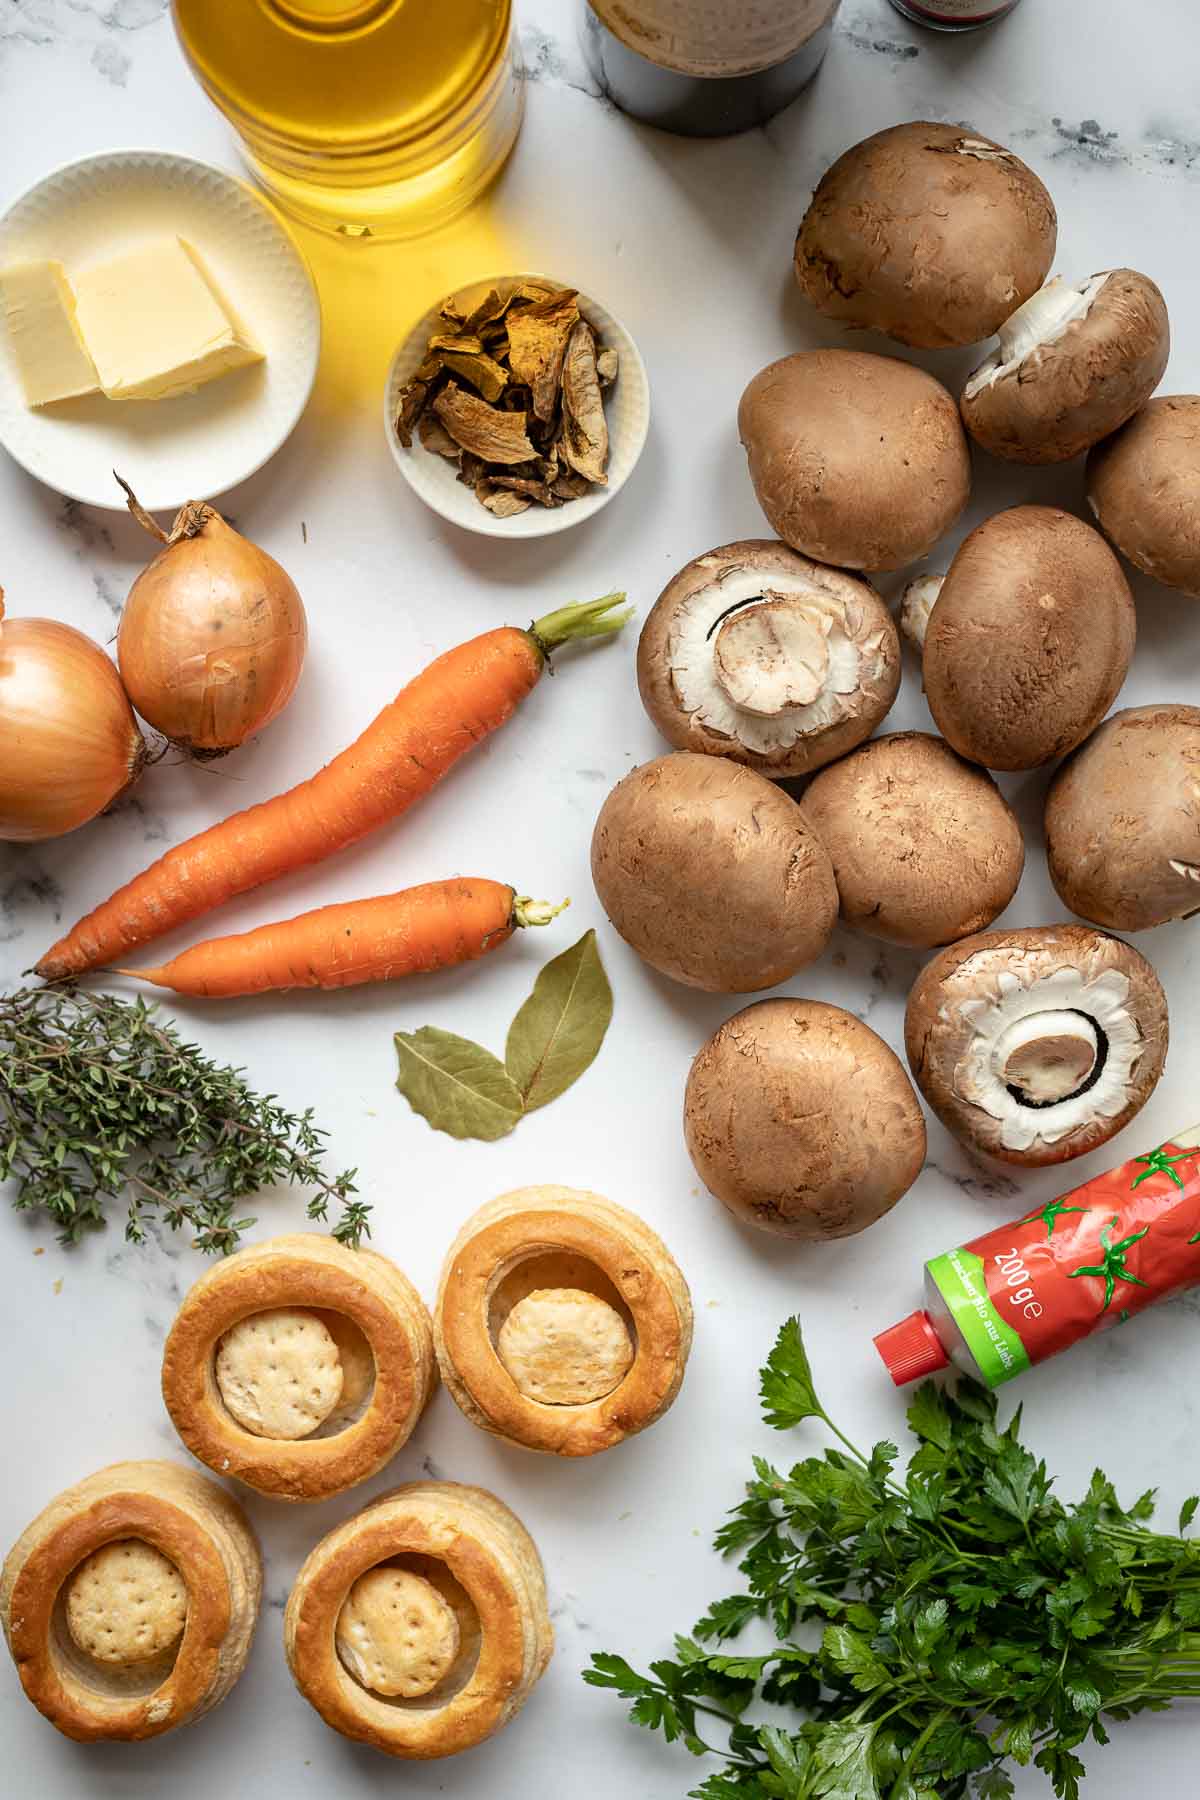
171,0,523,238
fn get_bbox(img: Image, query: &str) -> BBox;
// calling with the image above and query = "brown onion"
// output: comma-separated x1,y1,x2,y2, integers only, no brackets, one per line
116,478,307,755
0,591,146,841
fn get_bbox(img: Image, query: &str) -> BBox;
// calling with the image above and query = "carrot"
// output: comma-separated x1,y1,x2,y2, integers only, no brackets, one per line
37,594,627,980
115,879,567,998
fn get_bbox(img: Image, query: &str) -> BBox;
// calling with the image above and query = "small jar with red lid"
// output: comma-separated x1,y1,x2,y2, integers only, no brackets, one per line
887,0,1024,30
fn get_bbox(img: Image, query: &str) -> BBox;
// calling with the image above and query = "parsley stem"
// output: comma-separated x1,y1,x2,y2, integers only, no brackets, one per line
890,1707,950,1795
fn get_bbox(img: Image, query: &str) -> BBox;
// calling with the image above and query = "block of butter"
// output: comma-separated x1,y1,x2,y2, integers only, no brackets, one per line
73,236,263,401
0,260,100,406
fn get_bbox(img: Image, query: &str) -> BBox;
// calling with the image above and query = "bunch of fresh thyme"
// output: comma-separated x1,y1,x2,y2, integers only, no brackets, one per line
0,987,369,1254
587,1317,1200,1799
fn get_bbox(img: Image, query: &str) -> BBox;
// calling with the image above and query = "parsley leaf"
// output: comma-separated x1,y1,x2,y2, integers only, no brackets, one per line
760,1317,825,1429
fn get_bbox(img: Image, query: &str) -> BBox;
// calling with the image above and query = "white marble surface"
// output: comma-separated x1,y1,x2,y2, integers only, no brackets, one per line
3,1,1200,1794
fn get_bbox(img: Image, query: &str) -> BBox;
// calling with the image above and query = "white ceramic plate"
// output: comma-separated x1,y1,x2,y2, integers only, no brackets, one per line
0,150,321,512
383,271,650,539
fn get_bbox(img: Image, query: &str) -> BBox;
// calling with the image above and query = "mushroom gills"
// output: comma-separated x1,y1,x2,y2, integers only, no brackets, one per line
965,273,1111,399
953,965,1141,1151
991,1009,1102,1105
670,565,881,754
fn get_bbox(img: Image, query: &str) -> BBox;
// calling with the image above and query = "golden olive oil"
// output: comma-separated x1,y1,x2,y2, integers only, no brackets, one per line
171,0,523,238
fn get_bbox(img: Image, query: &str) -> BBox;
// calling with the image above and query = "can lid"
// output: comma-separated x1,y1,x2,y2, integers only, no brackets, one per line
873,1311,949,1386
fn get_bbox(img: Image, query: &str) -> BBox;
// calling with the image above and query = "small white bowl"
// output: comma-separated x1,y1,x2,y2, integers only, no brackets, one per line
383,271,650,539
0,150,321,512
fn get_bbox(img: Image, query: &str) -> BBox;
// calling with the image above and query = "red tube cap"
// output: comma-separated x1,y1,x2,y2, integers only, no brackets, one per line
874,1311,949,1386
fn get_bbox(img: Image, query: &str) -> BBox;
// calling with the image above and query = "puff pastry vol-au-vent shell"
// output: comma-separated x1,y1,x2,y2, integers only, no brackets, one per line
285,1480,552,1759
434,1186,693,1455
161,1233,435,1503
0,1460,261,1742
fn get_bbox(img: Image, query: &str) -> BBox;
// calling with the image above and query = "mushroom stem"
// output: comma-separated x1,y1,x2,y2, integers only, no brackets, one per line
996,275,1107,367
993,1010,1099,1103
711,596,832,717
899,575,943,654
965,273,1112,400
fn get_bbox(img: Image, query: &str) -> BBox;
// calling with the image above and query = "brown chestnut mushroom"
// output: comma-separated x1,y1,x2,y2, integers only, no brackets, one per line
1044,704,1200,931
1087,396,1200,596
911,507,1135,771
961,270,1169,464
905,924,1168,1167
684,998,926,1242
801,732,1024,948
737,351,971,572
590,753,837,992
636,540,900,779
794,122,1056,349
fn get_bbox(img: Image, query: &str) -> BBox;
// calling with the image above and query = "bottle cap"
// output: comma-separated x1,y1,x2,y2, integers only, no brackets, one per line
873,1311,949,1386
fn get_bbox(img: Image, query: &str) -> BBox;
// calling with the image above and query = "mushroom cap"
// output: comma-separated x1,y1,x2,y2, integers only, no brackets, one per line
1044,703,1200,930
922,505,1135,771
684,998,926,1242
737,351,971,571
801,731,1024,948
1086,396,1200,596
962,269,1170,464
904,923,1168,1167
591,754,838,992
794,121,1057,349
636,539,900,779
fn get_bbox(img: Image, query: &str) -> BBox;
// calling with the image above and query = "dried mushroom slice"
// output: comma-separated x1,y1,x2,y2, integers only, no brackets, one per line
456,286,508,334
503,280,558,311
427,332,485,354
438,348,508,402
560,319,609,485
417,413,461,461
457,450,488,489
478,485,533,518
395,380,429,449
637,541,900,778
432,383,537,464
485,472,561,508
506,289,581,422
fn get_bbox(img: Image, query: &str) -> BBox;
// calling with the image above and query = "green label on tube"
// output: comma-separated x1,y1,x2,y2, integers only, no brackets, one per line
926,1247,1032,1388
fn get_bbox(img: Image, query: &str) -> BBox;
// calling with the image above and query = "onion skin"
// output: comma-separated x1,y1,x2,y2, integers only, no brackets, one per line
0,613,146,841
117,506,307,754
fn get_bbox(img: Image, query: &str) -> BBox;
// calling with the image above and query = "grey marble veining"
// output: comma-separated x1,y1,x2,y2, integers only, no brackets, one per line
2,3,1200,1797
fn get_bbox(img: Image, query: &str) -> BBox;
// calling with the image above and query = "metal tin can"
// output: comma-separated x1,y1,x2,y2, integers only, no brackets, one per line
580,0,841,138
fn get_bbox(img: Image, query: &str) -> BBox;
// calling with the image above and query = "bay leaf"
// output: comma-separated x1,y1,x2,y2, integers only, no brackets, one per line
395,1026,523,1141
504,928,612,1114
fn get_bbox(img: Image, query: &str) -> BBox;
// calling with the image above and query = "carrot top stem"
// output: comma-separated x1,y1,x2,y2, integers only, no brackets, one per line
513,895,571,929
528,592,632,662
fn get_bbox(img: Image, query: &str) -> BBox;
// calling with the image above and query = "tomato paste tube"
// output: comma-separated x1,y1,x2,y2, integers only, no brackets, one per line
874,1129,1200,1388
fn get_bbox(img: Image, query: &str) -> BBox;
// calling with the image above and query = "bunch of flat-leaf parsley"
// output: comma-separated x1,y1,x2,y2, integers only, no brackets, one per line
586,1317,1200,1799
